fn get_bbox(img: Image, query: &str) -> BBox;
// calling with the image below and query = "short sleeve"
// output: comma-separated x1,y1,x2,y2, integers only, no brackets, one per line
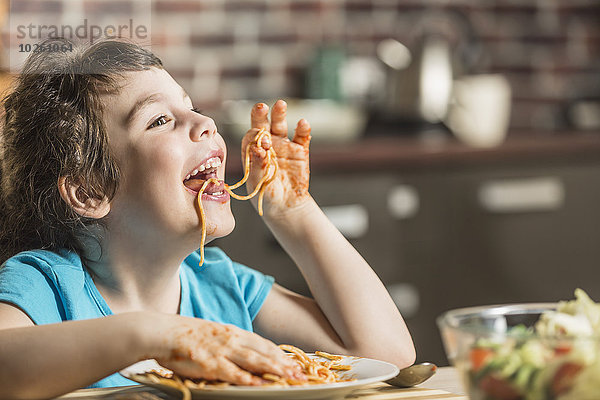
231,261,275,321
0,256,65,325
176,247,276,328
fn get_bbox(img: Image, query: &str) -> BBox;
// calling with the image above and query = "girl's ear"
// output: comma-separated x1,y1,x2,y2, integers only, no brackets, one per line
58,176,111,219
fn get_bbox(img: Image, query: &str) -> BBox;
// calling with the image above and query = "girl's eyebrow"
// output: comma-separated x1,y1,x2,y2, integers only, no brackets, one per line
126,88,191,127
126,93,163,127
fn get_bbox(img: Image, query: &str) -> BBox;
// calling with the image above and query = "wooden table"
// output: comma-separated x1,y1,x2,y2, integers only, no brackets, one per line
58,367,467,399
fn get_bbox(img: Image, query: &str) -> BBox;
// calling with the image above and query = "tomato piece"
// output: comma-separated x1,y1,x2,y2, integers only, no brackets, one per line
551,362,583,396
479,375,522,400
470,347,495,371
553,343,572,356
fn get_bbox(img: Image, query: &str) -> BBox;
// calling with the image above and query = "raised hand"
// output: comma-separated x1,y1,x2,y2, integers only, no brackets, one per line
241,100,312,217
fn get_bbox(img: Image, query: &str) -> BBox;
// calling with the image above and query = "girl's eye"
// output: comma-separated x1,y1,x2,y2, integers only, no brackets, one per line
148,115,170,129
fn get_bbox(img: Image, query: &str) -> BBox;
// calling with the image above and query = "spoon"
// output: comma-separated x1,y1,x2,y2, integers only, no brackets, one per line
386,362,438,388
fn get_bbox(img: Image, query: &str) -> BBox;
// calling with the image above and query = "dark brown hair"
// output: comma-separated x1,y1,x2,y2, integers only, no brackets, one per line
0,38,163,264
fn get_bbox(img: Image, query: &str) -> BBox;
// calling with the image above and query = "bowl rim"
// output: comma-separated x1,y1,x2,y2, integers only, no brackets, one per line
438,302,556,321
435,302,600,340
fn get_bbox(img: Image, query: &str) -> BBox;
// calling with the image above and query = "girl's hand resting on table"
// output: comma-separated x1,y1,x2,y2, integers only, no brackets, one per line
155,315,305,385
241,100,312,217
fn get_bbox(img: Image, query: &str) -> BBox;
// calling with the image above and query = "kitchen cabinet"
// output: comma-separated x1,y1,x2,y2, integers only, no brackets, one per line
395,160,600,365
214,135,600,366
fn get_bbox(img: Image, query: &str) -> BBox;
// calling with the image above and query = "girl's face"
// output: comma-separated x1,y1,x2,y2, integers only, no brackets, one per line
101,67,234,247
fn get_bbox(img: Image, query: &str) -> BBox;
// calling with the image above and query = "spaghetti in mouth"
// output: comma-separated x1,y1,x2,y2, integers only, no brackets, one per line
193,128,278,266
183,154,225,195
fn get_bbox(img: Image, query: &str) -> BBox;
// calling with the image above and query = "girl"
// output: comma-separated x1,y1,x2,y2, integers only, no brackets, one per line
0,39,415,399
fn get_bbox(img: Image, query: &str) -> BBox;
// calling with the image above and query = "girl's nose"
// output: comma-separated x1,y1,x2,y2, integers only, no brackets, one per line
190,116,217,142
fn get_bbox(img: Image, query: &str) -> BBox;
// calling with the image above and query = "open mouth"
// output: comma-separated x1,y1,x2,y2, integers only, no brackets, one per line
183,156,225,196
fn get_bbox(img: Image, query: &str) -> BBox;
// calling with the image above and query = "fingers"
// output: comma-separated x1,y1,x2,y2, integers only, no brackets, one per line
242,335,306,380
250,100,310,147
228,348,301,381
238,330,286,359
161,320,308,387
241,128,270,156
258,131,272,151
248,139,269,170
270,99,288,138
215,357,264,386
292,119,311,148
250,103,270,131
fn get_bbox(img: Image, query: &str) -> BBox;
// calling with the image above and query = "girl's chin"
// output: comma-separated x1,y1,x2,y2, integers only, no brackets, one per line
197,213,236,238
205,225,235,241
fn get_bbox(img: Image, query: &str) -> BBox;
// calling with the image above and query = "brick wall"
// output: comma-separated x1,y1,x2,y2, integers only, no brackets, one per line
4,0,600,132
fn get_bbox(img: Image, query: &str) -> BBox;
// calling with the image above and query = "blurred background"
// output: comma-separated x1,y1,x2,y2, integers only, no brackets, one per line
2,0,600,366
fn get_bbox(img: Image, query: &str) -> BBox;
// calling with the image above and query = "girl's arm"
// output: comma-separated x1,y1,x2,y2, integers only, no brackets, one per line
255,199,416,368
0,305,147,399
244,101,415,368
0,304,302,400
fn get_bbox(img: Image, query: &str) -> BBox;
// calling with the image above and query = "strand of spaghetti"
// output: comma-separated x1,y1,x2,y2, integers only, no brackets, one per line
173,375,192,400
257,148,279,215
255,128,269,144
278,344,313,364
196,178,221,266
226,166,272,201
257,138,278,216
330,364,352,371
224,127,279,216
146,373,191,399
314,351,344,362
278,344,352,384
225,141,252,190
225,127,267,191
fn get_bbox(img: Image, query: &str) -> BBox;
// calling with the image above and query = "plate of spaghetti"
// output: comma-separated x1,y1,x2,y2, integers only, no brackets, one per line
120,345,399,400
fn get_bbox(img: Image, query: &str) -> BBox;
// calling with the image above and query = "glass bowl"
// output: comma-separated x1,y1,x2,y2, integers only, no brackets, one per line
437,303,600,400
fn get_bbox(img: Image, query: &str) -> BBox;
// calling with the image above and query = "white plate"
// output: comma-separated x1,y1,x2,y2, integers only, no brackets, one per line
120,354,399,400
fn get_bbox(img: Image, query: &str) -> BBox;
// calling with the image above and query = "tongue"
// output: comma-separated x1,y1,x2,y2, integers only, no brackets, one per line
184,178,221,194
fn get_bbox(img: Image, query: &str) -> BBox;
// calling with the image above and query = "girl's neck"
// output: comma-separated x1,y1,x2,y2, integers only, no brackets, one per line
81,227,190,315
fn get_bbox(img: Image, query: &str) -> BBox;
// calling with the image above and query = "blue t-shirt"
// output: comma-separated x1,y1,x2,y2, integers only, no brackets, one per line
0,247,274,388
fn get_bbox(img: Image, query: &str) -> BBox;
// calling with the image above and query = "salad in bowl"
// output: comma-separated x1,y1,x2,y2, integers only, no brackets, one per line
437,289,600,400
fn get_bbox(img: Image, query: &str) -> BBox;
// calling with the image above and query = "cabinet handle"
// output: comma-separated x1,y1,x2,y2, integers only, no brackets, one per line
387,185,419,219
322,204,369,239
387,282,420,318
478,177,564,213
